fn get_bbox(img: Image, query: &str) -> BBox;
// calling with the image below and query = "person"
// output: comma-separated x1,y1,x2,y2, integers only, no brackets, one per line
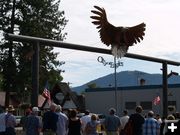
175,112,180,119
167,114,175,120
104,108,121,135
155,114,162,125
160,116,166,135
5,105,16,135
85,114,100,135
42,103,58,135
0,107,6,135
25,107,41,135
129,106,145,135
143,111,160,135
80,110,91,135
20,108,32,134
68,109,81,135
163,114,176,135
120,110,129,135
55,105,68,135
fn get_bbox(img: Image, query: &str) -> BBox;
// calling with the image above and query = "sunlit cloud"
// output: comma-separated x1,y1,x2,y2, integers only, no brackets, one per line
57,0,180,87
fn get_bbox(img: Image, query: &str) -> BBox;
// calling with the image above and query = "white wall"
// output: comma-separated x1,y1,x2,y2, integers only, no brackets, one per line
85,85,180,116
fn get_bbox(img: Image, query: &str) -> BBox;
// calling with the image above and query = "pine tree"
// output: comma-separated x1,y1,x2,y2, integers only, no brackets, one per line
0,0,17,105
0,0,68,103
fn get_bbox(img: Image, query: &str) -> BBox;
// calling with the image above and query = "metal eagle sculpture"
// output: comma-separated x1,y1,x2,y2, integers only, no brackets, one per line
90,6,146,58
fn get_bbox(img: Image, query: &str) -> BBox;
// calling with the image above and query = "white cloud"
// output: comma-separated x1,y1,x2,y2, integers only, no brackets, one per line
57,0,180,87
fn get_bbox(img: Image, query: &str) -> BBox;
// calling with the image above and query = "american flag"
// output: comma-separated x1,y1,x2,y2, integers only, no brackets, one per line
153,96,160,105
42,83,51,100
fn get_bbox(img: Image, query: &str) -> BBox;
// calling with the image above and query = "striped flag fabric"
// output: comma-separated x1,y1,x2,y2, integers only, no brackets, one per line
42,82,51,100
153,96,160,105
42,88,51,100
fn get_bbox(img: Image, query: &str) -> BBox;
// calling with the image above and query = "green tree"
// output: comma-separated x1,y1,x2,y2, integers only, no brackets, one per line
0,0,17,105
0,0,67,99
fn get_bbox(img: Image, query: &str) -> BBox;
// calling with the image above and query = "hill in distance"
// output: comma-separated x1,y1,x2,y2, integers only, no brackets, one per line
72,70,180,94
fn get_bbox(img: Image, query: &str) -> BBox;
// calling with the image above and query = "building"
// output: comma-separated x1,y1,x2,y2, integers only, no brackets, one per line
85,84,180,116
0,92,20,109
0,82,85,114
0,91,47,115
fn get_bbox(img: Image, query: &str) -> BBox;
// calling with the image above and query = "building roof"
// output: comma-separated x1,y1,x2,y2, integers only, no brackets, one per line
85,83,180,92
51,82,84,110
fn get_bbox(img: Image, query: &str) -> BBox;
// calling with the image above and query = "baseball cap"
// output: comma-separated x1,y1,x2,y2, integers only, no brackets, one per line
32,107,40,112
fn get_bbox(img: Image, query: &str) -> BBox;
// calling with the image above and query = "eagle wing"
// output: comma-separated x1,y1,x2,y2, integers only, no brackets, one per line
125,23,146,45
90,6,117,46
90,6,146,46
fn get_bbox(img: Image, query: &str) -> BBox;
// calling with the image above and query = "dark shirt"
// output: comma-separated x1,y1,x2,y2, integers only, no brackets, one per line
20,115,28,130
68,118,81,135
25,114,41,135
129,113,145,135
43,111,58,132
6,113,16,128
160,121,165,135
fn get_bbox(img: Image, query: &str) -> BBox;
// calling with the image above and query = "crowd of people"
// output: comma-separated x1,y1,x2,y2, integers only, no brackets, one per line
0,104,180,135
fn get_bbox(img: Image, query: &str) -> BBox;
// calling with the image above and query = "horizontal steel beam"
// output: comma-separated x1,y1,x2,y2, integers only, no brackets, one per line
5,33,180,66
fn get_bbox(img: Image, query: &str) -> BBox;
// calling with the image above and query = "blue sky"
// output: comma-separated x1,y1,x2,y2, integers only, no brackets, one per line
55,0,180,87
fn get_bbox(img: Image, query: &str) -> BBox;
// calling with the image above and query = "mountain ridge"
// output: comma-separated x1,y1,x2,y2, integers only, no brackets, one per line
72,70,180,94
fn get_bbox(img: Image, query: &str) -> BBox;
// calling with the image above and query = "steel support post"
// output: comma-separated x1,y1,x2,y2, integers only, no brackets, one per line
162,62,168,117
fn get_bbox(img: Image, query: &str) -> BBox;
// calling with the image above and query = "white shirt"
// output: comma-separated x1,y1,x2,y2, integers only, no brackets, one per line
157,118,162,124
80,115,91,131
56,112,69,135
0,112,6,132
120,115,129,129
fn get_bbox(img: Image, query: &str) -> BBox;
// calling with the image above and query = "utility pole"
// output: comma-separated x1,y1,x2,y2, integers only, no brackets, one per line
97,56,123,113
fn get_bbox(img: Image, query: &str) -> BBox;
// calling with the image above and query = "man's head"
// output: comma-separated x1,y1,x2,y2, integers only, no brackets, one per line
55,105,62,112
50,103,57,112
135,106,143,113
25,108,32,116
148,111,154,118
123,110,128,116
156,114,160,119
85,110,90,115
6,105,15,113
69,109,77,118
32,107,39,115
109,108,116,115
91,114,97,121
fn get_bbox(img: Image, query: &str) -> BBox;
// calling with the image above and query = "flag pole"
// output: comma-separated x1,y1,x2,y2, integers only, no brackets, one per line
114,56,118,113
